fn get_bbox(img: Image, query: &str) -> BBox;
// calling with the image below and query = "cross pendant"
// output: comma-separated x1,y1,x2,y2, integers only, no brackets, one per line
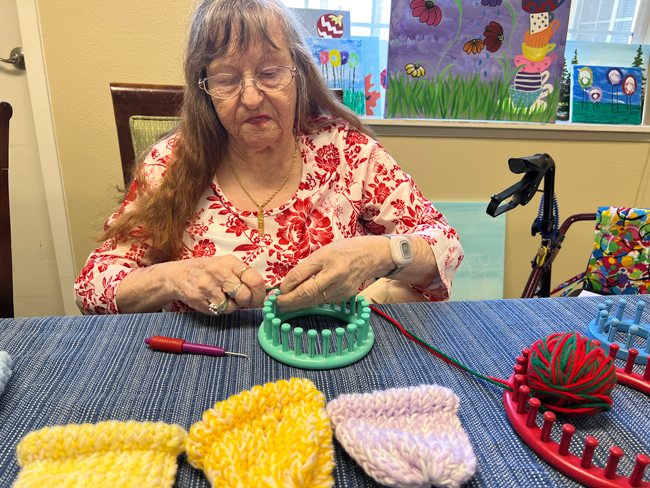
257,209,264,234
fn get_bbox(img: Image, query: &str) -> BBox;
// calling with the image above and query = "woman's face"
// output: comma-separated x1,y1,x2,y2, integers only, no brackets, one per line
206,26,297,153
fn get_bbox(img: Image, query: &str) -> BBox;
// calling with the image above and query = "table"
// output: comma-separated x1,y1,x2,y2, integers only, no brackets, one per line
1,296,649,487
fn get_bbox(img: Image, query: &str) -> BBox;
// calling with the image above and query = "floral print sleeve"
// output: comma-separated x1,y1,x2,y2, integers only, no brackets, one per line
355,137,463,301
74,137,176,314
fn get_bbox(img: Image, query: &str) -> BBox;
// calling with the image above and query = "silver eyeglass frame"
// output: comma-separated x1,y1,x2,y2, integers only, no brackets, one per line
198,66,298,100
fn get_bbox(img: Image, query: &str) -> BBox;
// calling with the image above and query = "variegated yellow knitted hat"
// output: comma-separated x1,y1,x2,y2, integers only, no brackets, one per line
14,421,188,488
186,378,334,487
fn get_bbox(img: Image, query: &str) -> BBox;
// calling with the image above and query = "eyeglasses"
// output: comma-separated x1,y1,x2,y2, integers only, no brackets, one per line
198,66,298,100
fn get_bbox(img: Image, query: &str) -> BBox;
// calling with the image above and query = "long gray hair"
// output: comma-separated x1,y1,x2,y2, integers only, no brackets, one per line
103,0,373,260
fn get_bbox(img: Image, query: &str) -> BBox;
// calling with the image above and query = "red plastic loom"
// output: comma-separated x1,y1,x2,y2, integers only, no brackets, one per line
504,344,650,487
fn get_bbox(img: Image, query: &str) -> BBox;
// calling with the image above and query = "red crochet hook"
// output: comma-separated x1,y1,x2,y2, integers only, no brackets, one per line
145,335,250,362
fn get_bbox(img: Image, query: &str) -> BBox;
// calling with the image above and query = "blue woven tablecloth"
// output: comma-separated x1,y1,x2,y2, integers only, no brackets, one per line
1,296,649,487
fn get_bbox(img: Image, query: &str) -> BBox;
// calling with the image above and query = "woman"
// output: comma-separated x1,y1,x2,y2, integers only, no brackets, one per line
74,0,463,315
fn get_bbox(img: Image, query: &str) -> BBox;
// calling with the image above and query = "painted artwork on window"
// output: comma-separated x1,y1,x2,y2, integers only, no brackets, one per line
571,65,643,125
385,0,572,122
306,38,366,115
291,8,350,39
558,41,649,121
352,36,384,117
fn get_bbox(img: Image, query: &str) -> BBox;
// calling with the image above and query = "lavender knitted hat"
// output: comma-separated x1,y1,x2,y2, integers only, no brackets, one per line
326,384,476,488
0,351,12,397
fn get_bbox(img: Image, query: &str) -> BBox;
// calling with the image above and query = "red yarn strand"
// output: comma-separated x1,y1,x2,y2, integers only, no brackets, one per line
370,308,616,418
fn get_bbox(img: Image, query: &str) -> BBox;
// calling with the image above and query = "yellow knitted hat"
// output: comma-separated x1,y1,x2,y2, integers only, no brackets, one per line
186,378,334,487
14,421,188,488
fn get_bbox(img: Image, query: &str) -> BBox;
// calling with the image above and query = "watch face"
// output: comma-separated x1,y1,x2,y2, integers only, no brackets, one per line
399,240,413,259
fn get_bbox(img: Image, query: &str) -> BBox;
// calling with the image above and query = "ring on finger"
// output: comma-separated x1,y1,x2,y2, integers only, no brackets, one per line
322,289,327,303
217,297,228,313
311,275,323,293
208,302,222,316
237,266,252,281
227,283,243,299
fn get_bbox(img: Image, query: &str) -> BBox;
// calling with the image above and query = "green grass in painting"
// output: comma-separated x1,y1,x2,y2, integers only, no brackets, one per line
571,101,642,125
387,71,561,122
344,89,366,115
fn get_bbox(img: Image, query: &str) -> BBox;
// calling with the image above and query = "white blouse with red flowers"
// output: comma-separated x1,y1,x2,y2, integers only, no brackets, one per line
74,118,463,314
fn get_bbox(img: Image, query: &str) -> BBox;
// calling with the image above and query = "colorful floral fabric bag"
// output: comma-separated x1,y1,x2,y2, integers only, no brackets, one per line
568,207,650,295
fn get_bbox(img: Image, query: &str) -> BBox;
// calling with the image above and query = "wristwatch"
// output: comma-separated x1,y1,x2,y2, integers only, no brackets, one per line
383,234,414,277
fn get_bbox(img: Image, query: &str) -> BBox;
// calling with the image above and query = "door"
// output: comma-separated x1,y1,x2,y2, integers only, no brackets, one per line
1,0,68,316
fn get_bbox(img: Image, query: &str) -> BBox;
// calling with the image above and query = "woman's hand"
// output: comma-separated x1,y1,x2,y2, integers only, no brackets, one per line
276,236,394,312
115,255,266,315
276,235,439,312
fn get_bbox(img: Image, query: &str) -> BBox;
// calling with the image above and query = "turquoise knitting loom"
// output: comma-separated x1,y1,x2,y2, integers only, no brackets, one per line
258,292,375,369
586,298,649,365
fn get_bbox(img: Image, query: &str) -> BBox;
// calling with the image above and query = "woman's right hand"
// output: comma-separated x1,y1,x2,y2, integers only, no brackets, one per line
115,255,266,315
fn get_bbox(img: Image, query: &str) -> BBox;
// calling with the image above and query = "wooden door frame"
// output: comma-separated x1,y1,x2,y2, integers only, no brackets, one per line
16,0,78,315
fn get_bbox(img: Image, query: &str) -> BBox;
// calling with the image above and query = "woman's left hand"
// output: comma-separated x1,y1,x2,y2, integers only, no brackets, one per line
276,236,394,312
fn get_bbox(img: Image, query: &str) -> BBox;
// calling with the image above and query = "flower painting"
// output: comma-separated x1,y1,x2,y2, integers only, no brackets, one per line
410,0,443,26
385,0,572,121
306,38,365,115
571,65,643,125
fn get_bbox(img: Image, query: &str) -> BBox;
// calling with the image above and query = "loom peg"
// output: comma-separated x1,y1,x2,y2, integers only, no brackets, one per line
625,348,639,374
540,411,555,443
630,454,650,487
281,323,290,352
272,318,281,346
347,324,356,352
615,299,627,321
521,347,530,364
321,329,331,358
626,326,638,350
308,329,317,358
293,327,303,356
264,312,274,339
597,310,608,334
512,374,525,402
604,446,624,479
335,327,345,356
526,397,540,428
580,436,598,469
558,424,575,456
516,385,530,415
633,301,645,325
607,318,620,343
516,355,527,373
596,303,607,324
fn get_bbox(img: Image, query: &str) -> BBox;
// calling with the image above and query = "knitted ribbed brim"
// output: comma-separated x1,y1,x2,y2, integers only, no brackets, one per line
15,421,188,488
327,385,477,488
186,378,334,487
0,351,12,397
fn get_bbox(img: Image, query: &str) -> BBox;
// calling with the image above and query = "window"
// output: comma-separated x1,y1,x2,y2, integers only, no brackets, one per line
567,0,647,44
287,0,650,72
287,0,650,125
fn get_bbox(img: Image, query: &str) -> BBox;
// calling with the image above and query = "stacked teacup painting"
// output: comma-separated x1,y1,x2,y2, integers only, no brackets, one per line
511,0,566,111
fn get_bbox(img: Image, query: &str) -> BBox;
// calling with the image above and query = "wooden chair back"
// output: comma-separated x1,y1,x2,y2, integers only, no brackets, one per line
110,82,184,185
0,101,13,318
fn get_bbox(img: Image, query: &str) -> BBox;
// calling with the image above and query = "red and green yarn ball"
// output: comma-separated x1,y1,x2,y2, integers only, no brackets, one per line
527,332,617,417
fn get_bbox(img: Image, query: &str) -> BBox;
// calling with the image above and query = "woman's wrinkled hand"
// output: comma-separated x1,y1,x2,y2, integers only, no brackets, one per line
276,236,393,312
168,255,266,315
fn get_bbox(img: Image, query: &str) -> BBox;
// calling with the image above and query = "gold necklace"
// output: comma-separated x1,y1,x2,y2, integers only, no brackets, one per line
228,139,298,234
